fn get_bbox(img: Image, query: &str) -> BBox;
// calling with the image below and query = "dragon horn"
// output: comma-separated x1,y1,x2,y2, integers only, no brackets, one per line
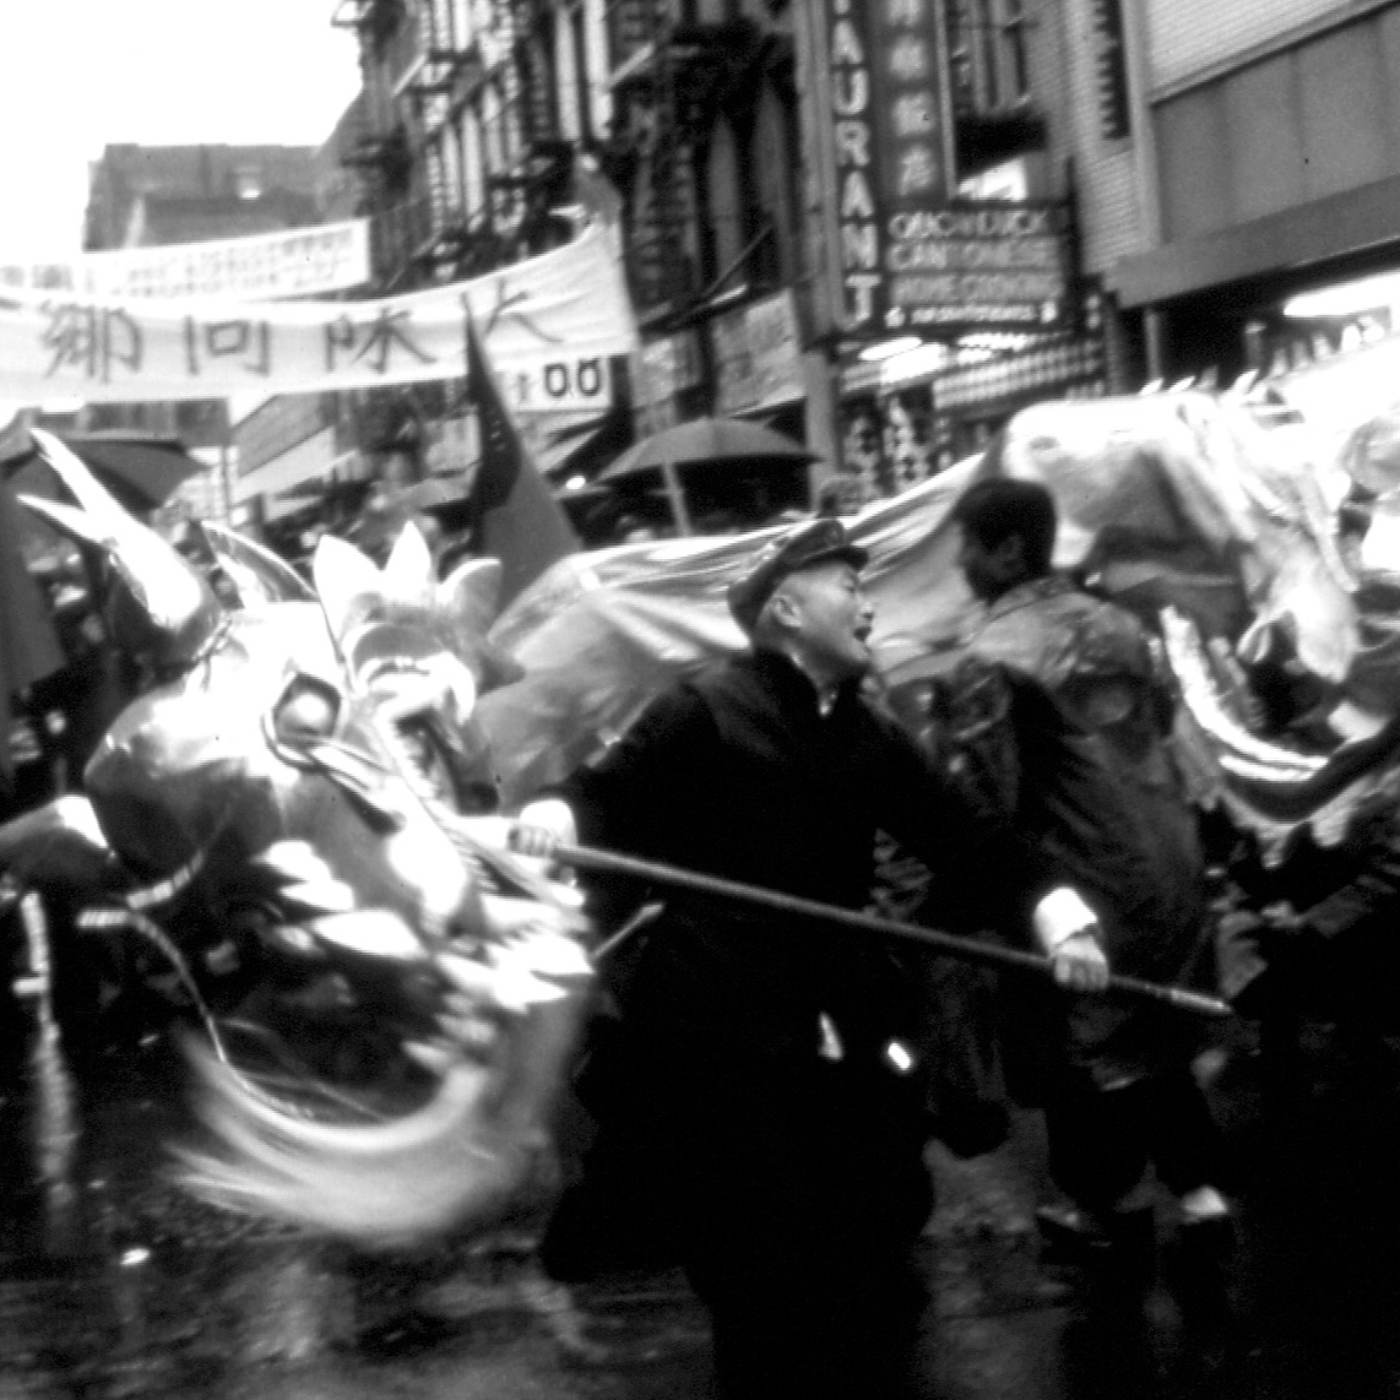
23,428,223,673
201,521,315,607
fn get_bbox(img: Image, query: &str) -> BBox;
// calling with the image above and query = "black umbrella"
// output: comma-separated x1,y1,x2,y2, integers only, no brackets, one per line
598,417,817,482
2,429,206,515
596,417,818,533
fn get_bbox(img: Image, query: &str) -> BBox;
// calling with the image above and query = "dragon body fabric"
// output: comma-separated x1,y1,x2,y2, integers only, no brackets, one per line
477,391,1400,868
0,430,592,1250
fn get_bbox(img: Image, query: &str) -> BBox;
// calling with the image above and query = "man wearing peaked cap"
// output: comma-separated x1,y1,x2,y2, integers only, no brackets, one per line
725,517,869,637
514,514,1105,1398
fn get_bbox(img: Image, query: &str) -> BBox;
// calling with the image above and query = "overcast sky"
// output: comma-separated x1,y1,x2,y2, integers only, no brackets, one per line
0,2,361,254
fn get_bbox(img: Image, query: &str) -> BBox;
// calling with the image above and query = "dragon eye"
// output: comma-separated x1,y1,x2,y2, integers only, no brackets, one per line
273,676,341,743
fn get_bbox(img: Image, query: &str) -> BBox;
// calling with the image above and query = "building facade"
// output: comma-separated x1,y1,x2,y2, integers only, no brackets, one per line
1107,0,1400,393
314,0,1144,518
330,0,1400,520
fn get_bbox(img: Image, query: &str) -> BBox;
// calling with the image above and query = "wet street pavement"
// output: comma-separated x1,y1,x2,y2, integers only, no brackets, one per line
5,973,1400,1398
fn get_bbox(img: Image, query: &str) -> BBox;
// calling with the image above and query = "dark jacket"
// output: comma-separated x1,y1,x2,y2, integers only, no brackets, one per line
561,647,1058,1063
541,647,1064,1286
962,576,1210,1090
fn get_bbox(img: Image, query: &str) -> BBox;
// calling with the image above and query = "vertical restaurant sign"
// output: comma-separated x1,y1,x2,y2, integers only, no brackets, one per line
829,0,883,332
822,0,1068,333
827,0,951,334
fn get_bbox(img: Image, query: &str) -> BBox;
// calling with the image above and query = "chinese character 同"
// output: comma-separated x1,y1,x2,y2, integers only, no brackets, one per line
184,317,273,376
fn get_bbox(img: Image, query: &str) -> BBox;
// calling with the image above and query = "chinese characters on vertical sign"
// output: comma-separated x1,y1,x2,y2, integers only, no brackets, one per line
828,0,950,332
872,0,950,248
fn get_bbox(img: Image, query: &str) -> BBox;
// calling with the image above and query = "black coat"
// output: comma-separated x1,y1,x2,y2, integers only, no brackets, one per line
543,648,1060,1288
561,647,1058,1061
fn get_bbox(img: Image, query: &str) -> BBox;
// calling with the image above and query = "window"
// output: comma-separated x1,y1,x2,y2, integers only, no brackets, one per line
233,165,263,200
460,107,486,218
946,0,1032,113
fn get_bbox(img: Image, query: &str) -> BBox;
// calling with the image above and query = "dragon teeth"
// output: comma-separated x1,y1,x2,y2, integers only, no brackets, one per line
284,878,358,914
257,840,336,886
309,910,423,960
404,1039,459,1075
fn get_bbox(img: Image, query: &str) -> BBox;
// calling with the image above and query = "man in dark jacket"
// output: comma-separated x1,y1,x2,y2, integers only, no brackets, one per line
949,477,1230,1258
514,517,1104,1399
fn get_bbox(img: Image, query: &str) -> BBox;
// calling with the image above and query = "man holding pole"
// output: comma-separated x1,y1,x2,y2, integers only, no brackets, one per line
512,516,1107,1399
947,476,1231,1263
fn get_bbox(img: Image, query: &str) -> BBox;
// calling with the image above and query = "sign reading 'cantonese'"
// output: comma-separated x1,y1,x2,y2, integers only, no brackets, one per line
823,0,1070,334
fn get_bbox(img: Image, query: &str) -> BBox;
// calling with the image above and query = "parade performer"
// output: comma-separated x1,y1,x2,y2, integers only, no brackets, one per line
947,476,1231,1258
512,517,1104,1399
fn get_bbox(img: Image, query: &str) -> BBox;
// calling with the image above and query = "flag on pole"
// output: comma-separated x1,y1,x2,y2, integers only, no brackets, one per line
465,313,580,607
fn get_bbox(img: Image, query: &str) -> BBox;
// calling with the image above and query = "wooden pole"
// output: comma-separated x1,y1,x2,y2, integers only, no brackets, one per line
553,841,1233,1019
659,456,692,535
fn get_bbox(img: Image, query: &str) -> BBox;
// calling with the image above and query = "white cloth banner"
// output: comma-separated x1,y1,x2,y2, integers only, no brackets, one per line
0,228,637,413
0,220,371,301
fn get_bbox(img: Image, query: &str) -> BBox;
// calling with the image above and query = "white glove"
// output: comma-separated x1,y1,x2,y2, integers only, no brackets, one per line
1032,886,1110,993
510,798,579,862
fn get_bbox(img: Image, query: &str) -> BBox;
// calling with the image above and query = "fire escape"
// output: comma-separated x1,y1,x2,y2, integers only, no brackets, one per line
478,0,575,265
602,3,775,325
402,0,477,275
942,0,1046,182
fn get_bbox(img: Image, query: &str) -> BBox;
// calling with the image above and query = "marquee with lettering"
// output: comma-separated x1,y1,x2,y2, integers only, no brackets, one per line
822,0,1071,335
0,228,635,413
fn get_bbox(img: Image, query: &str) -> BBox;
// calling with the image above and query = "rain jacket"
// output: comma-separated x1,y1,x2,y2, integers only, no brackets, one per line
959,574,1211,1093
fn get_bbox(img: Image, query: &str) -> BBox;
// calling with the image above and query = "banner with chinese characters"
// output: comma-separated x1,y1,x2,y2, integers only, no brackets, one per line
0,220,371,301
0,227,636,413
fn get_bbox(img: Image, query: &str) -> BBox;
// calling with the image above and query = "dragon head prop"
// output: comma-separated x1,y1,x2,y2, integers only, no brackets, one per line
5,428,592,1250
